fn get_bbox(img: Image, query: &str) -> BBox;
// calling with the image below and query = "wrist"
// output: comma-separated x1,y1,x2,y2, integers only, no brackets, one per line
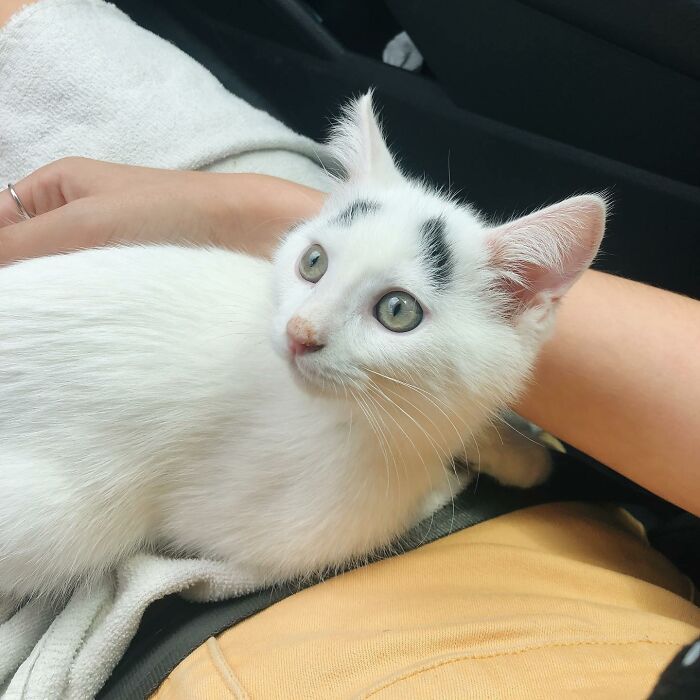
204,173,325,257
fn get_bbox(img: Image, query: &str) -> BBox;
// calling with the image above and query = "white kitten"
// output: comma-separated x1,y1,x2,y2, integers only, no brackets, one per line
0,94,605,601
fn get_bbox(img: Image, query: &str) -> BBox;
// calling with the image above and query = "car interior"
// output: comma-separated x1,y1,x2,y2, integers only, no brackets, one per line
101,1,699,696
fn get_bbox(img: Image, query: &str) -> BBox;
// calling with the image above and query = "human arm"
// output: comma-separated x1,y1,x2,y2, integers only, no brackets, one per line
0,158,325,262
515,269,700,516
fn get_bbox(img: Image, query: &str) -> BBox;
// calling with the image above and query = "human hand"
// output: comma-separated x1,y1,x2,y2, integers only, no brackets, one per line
0,158,325,265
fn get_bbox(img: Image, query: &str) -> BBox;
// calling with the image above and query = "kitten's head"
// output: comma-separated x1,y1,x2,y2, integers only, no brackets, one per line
272,93,604,415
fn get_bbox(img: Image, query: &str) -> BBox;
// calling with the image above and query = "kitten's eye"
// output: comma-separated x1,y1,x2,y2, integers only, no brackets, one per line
299,244,328,283
375,291,423,333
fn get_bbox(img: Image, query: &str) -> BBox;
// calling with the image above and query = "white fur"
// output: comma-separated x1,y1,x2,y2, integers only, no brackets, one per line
0,94,605,600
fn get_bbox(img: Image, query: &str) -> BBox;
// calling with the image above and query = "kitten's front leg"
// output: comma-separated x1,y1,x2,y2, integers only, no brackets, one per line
417,415,552,521
463,413,553,489
418,467,469,520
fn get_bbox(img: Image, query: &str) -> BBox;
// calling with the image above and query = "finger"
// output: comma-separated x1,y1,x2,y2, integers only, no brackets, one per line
0,185,26,227
0,158,150,226
0,159,90,227
0,199,116,265
0,159,199,229
0,187,214,265
0,182,38,227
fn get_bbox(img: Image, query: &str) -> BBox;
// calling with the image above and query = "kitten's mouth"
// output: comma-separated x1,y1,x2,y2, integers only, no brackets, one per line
288,354,350,394
275,329,361,392
290,355,324,383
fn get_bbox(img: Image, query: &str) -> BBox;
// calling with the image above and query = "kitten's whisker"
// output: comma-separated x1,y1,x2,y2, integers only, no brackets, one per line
359,385,416,488
349,386,392,499
375,384,451,474
366,368,478,503
497,414,543,448
350,378,402,495
363,387,434,517
364,392,403,495
377,379,467,478
342,385,354,456
367,379,451,465
366,369,468,460
367,369,467,431
365,380,453,518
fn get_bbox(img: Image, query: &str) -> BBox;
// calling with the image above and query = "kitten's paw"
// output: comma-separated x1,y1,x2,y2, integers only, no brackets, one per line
467,420,553,489
487,438,552,489
418,470,471,520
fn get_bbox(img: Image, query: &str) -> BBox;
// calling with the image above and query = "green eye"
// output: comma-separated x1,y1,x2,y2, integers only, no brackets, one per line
375,291,423,333
299,244,328,283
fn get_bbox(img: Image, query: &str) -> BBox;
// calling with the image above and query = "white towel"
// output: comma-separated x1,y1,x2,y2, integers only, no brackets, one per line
0,0,331,189
3,556,257,699
0,0,331,697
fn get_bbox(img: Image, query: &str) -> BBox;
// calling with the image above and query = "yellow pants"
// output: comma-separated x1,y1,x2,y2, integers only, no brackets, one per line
152,503,700,699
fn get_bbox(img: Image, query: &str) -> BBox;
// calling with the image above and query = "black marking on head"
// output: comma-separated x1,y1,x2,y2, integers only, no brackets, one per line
333,199,380,226
420,217,453,289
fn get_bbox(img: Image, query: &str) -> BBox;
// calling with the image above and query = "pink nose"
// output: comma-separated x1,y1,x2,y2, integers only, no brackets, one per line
286,316,324,357
288,336,324,356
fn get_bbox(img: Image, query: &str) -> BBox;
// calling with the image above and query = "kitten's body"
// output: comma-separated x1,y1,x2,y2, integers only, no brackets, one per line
0,95,604,600
0,245,466,598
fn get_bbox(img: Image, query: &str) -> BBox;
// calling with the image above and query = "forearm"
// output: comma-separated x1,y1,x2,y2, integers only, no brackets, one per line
1,166,326,263
515,270,700,515
217,174,325,258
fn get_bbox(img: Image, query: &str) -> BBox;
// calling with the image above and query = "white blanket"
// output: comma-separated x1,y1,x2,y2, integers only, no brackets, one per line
0,0,330,697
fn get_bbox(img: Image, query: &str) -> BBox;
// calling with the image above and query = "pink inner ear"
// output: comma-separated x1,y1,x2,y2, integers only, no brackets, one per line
487,195,606,310
497,262,567,307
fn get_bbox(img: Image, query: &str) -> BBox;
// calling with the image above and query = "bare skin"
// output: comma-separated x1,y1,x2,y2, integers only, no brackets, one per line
0,158,324,260
0,0,35,26
2,159,698,515
514,271,700,516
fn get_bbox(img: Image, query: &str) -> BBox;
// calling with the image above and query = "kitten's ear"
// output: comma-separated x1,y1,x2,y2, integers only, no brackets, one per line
487,194,606,317
328,91,403,185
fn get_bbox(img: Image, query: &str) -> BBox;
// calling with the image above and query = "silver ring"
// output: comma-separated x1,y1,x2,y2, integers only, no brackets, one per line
7,183,33,221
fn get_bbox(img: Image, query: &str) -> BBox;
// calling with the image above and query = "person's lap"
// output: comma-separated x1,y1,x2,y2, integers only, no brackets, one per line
152,502,699,699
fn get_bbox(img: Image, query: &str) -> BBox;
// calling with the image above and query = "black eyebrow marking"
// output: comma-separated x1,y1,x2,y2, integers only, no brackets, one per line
333,199,380,226
420,216,453,290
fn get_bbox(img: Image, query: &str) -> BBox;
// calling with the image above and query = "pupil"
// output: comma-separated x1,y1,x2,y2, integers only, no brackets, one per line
309,251,319,267
390,297,402,317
